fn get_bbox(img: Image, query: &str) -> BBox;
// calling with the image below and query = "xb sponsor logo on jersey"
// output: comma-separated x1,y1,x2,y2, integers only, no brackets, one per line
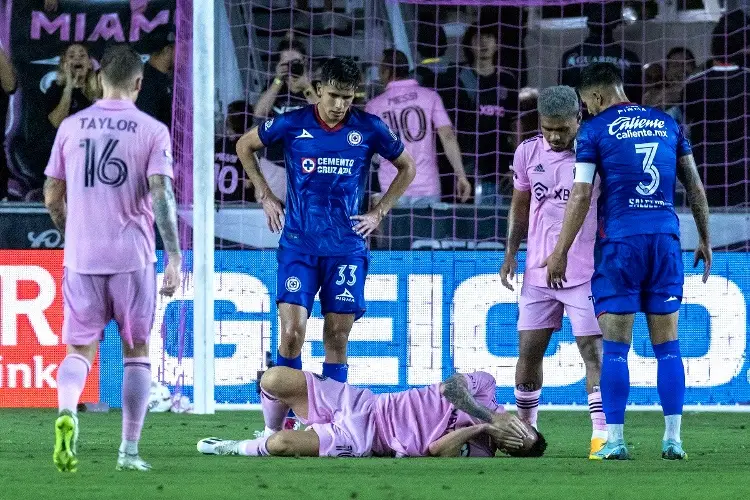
285,276,302,293
301,157,317,174
347,130,362,146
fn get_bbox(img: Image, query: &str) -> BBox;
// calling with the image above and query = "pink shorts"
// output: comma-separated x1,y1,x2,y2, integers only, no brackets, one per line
300,371,377,458
517,281,600,336
62,265,157,348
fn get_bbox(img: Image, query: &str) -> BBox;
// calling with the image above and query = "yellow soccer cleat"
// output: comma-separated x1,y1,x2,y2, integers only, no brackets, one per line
589,437,607,459
53,410,79,472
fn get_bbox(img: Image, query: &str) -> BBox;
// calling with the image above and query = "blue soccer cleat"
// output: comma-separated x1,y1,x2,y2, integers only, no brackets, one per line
589,440,630,460
661,439,687,460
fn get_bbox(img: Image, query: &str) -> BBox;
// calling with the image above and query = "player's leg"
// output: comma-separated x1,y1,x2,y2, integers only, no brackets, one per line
514,283,560,429
54,270,109,472
111,265,158,471
318,254,369,382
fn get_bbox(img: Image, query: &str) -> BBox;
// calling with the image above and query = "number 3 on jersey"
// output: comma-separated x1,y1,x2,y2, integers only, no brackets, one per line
635,142,659,196
336,265,357,286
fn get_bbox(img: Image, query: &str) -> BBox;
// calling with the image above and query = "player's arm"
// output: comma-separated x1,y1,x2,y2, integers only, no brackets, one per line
501,189,531,290
0,47,17,94
427,424,490,457
149,175,182,296
677,153,712,282
436,126,471,202
43,177,66,233
236,126,284,233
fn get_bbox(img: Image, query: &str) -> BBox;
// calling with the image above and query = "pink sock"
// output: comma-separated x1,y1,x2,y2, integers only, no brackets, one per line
57,354,91,414
238,436,270,456
514,388,541,429
261,389,289,431
588,391,607,433
122,357,151,442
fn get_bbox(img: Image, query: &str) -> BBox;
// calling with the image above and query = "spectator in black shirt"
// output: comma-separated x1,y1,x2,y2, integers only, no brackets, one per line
0,47,16,201
683,10,750,207
414,22,451,93
559,3,642,105
449,24,518,205
135,26,175,128
46,44,99,129
215,101,255,203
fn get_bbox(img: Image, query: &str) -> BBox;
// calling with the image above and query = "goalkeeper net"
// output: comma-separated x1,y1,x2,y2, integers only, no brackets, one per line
173,0,750,408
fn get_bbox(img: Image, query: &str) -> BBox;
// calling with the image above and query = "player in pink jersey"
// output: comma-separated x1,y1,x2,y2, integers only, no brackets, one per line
499,86,606,458
44,45,182,473
197,367,546,459
366,49,471,206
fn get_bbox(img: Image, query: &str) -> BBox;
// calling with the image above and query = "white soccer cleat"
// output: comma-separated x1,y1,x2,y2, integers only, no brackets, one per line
197,437,241,456
116,452,152,471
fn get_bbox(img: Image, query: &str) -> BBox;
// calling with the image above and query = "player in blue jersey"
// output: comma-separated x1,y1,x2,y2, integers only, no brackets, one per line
542,63,711,460
236,57,416,433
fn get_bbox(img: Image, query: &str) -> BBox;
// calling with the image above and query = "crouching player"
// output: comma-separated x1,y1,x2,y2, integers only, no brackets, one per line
198,367,546,458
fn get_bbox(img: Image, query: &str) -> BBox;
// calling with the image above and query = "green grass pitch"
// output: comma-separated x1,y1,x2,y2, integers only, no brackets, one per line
1,409,748,500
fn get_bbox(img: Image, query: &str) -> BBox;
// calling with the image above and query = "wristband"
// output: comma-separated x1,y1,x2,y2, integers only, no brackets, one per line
273,77,283,86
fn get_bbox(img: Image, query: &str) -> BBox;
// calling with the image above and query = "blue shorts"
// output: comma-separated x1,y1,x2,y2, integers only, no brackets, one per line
277,247,369,320
592,234,684,316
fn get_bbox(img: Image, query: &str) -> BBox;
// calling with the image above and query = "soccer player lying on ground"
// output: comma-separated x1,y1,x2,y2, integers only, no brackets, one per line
44,45,182,472
236,56,415,431
500,85,606,458
543,63,711,460
198,367,546,458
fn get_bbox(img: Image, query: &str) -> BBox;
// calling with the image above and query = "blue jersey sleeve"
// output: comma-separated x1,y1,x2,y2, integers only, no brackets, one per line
575,120,599,164
257,114,289,147
370,116,405,162
675,123,692,158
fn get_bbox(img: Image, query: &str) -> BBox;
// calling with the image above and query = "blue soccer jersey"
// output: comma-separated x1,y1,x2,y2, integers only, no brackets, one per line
258,105,404,256
576,103,692,239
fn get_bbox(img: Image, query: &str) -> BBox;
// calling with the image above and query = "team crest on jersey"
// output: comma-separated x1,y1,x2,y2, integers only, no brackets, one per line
264,118,274,130
347,130,362,146
285,276,301,292
301,158,317,173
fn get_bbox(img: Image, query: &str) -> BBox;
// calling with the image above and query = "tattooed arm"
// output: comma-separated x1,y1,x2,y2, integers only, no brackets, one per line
149,174,182,296
43,177,67,233
677,153,711,282
440,373,495,423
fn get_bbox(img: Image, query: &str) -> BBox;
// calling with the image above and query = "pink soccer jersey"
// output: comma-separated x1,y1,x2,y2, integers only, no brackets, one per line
372,372,502,457
511,135,599,288
45,99,174,274
365,79,452,197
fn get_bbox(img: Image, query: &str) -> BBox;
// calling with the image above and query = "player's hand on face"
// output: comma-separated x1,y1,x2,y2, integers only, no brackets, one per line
499,255,517,291
274,61,289,80
694,240,712,283
456,176,471,203
542,250,567,289
259,190,285,233
160,255,182,297
487,413,529,450
350,209,383,238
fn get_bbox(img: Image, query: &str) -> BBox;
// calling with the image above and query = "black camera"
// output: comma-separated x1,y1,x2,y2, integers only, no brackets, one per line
289,60,305,77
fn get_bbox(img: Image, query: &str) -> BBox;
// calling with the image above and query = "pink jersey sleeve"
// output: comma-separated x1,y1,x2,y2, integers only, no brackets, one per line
44,124,68,180
511,142,530,191
146,124,175,178
463,372,500,412
430,91,452,130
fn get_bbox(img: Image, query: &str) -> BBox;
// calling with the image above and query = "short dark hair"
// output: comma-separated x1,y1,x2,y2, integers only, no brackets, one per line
382,49,410,79
578,62,624,92
666,46,696,63
462,24,498,66
226,100,253,134
319,57,361,90
100,45,144,87
416,23,447,59
711,10,749,65
277,39,307,57
505,430,548,458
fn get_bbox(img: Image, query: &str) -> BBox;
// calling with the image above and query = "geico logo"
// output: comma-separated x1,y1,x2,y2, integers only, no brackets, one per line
0,266,58,346
148,271,746,390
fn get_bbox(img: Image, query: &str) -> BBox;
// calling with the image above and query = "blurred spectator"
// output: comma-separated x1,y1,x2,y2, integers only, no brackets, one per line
46,44,99,129
682,10,750,207
448,24,518,205
135,25,176,128
215,101,255,203
0,47,17,201
414,21,451,93
366,49,470,207
641,62,665,108
515,87,539,148
254,39,318,164
665,47,697,85
559,3,642,105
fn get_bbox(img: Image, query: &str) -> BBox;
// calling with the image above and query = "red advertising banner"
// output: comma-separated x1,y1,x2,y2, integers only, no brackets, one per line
0,250,99,407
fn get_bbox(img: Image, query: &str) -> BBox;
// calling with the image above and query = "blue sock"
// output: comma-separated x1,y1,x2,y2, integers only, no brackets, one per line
653,340,685,416
276,352,302,370
601,340,631,425
322,362,348,383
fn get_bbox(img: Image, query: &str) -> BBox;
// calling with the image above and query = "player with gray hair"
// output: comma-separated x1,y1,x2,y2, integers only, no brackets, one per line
500,85,607,458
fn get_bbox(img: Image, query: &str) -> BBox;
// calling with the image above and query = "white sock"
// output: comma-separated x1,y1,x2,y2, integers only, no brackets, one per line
119,440,138,455
607,424,624,443
664,415,682,442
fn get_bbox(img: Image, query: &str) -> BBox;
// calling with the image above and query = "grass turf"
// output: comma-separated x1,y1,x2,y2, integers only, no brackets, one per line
1,410,748,500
